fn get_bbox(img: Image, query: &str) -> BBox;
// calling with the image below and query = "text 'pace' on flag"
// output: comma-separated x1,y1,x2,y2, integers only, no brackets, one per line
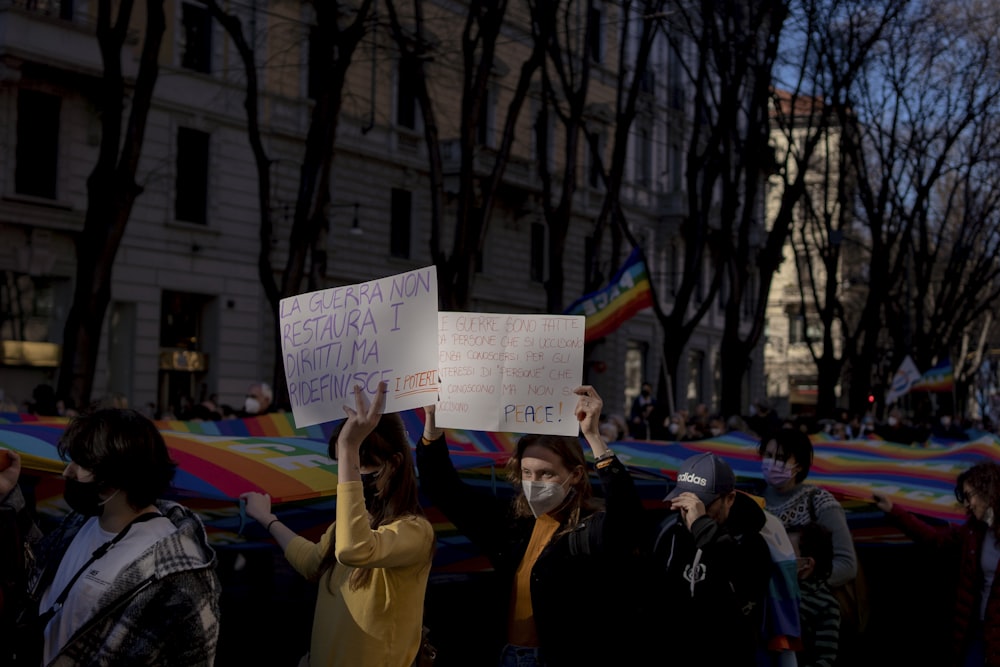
910,357,954,393
563,247,653,343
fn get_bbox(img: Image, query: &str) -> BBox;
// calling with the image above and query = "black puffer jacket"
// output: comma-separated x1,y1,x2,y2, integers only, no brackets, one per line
416,434,648,666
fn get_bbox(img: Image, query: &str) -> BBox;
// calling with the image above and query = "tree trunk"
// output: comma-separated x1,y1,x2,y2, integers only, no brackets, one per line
271,1,372,408
204,0,282,404
56,0,165,408
815,352,841,418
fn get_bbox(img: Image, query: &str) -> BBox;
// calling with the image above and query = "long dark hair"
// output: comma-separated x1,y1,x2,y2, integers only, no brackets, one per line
956,461,1000,539
505,434,597,534
317,413,426,591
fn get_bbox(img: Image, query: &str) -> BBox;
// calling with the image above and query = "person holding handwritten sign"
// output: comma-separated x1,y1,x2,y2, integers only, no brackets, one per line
416,385,647,666
241,382,434,667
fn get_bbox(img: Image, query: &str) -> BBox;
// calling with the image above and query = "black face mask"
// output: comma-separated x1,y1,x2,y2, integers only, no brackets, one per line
64,479,106,517
360,471,380,510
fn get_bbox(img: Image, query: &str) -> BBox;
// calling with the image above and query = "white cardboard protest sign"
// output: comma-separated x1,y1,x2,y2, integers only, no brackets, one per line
435,312,585,435
279,266,439,427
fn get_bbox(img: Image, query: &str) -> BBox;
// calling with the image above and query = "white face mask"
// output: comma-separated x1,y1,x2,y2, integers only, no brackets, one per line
888,416,898,427
522,480,570,518
244,397,261,415
668,423,680,435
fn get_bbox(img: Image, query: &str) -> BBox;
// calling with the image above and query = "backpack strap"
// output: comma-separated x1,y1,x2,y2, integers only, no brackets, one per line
567,511,605,557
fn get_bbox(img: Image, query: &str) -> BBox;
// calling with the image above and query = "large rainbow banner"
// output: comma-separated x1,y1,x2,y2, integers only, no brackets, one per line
564,247,653,342
608,431,993,524
0,411,509,503
3,411,995,546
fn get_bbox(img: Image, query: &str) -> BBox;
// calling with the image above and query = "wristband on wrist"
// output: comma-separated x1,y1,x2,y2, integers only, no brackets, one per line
266,517,280,532
594,449,614,462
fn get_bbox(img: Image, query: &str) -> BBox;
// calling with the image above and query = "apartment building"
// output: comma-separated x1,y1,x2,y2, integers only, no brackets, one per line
0,0,761,419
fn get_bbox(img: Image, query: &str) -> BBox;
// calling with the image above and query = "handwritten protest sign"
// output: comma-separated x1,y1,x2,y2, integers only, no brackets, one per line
435,313,585,435
279,267,439,428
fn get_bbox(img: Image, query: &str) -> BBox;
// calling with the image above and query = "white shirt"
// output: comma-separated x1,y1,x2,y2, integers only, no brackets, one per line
41,515,176,662
981,532,1000,620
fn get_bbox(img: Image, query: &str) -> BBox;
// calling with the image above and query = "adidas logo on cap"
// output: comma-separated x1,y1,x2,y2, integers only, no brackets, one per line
677,472,708,487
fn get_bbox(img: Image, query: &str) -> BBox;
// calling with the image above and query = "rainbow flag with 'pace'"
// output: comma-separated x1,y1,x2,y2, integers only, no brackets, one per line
564,247,653,342
910,357,954,393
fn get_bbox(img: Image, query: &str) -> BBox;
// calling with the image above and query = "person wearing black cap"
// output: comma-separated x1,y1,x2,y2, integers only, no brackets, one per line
652,452,772,665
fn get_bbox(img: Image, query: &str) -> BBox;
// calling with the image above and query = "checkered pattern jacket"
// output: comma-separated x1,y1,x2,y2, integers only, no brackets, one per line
28,500,221,667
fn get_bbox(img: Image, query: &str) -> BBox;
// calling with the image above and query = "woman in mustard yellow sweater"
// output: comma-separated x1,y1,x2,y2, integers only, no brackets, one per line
242,381,434,667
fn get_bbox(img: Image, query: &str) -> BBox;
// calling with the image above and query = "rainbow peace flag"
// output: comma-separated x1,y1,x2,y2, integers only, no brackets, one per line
0,411,508,503
4,411,991,550
564,247,653,342
910,357,954,393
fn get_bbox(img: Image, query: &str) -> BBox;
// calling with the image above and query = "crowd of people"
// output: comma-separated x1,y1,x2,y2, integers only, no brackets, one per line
615,384,978,447
0,379,996,666
4,381,281,423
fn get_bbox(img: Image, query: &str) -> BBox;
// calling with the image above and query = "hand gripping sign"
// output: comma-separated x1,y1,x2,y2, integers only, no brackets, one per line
435,312,585,436
279,266,439,428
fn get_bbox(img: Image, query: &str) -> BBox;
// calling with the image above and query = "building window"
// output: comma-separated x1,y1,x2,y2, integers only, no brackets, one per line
786,306,822,345
175,128,210,224
530,222,546,282
635,121,652,186
669,240,679,295
158,290,212,417
477,87,495,148
668,40,686,107
584,235,596,284
396,58,418,130
687,349,705,404
534,106,556,173
16,90,60,199
624,340,647,409
668,141,683,192
587,6,604,63
788,313,805,344
181,2,212,73
0,273,64,342
160,290,209,350
587,131,605,189
390,188,412,259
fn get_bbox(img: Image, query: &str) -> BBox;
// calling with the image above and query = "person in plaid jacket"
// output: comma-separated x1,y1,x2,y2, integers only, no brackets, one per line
1,408,220,667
